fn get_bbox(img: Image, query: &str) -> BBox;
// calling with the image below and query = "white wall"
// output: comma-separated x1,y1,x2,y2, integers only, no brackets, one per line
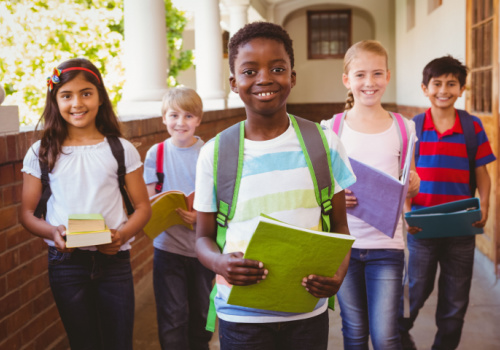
284,6,376,103
276,0,396,104
175,0,399,105
395,0,466,109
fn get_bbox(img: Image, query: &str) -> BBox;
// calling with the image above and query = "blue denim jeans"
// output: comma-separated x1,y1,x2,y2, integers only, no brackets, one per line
398,234,475,350
337,248,404,350
153,249,215,350
47,247,135,350
218,309,329,350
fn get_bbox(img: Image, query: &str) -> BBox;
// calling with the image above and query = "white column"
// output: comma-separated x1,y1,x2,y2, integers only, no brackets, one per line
118,0,168,120
228,1,249,37
194,0,226,110
227,1,249,108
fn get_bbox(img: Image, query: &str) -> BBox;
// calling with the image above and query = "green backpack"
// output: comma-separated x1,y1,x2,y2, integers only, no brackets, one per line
206,114,336,331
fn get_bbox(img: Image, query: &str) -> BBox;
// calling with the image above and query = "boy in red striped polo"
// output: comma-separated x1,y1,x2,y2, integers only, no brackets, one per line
398,56,496,350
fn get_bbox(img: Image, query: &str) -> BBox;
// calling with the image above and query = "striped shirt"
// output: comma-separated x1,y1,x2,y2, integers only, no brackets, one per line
412,108,496,209
194,117,356,324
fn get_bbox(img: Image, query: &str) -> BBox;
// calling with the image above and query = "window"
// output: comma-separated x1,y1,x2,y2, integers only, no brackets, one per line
307,10,351,59
470,0,494,113
407,0,415,31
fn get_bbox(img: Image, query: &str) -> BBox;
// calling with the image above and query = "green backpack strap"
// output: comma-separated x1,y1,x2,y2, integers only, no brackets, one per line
206,116,337,331
290,115,337,310
290,115,334,231
206,121,245,332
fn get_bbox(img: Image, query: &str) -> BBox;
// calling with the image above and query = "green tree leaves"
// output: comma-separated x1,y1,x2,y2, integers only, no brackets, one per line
0,0,193,125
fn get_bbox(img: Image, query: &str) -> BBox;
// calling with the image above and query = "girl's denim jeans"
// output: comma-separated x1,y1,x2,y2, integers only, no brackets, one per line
337,248,405,350
48,247,135,350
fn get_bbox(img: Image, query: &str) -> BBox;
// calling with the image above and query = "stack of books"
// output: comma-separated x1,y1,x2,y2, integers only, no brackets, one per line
66,214,112,248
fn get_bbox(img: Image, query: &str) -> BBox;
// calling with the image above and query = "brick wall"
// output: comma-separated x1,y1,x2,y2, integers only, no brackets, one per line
0,108,245,349
0,103,432,348
396,105,428,118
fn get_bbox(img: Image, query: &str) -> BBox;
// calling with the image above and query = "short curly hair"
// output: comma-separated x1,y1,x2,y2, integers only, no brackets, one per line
228,22,294,74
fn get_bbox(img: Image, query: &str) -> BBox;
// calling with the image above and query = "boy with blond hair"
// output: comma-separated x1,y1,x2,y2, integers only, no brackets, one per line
143,87,214,350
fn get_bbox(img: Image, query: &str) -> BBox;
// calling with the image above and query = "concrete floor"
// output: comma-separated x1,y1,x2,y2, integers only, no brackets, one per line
133,249,500,349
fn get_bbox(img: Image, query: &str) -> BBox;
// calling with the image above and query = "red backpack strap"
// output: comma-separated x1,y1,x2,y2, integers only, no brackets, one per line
155,141,165,193
332,112,347,136
391,112,409,171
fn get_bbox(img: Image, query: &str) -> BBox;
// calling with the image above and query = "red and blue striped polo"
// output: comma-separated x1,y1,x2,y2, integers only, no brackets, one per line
412,108,496,209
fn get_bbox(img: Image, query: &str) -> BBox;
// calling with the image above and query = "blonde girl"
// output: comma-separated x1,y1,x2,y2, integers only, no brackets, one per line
322,41,420,350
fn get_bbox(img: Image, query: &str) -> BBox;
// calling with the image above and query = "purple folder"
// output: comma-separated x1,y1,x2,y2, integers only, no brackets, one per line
347,134,415,238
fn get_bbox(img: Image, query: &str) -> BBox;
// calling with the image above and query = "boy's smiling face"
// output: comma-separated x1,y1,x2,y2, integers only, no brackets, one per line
230,37,296,119
422,74,465,110
163,106,201,148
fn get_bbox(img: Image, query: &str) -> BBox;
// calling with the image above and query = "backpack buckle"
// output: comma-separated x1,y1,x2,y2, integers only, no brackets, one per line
155,183,162,193
321,199,332,215
216,212,228,228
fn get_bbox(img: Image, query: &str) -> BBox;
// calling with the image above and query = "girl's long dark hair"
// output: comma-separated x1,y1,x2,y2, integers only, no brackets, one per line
36,58,122,171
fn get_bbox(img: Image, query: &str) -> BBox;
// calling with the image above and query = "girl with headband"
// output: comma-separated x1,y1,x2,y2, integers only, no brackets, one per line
20,58,151,349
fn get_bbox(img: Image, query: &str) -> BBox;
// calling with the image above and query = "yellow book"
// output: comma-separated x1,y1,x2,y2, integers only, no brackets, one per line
143,191,195,240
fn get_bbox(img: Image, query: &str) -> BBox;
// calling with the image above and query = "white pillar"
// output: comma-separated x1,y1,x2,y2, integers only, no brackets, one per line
227,1,249,108
118,0,168,120
228,2,249,37
194,0,226,110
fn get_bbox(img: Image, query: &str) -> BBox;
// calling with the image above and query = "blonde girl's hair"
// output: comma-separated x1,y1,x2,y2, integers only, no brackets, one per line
343,40,389,110
161,87,203,120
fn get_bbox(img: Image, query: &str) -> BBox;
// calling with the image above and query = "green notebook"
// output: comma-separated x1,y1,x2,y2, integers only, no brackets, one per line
227,214,355,313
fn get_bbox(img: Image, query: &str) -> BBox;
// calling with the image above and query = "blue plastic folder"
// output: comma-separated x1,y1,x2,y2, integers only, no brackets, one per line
405,198,483,239
346,134,415,238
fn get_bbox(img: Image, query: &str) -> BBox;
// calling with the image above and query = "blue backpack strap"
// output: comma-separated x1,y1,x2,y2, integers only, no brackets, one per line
457,109,478,196
412,113,426,165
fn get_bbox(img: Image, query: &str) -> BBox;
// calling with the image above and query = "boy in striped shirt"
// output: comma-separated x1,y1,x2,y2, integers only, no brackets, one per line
194,22,356,349
399,56,496,350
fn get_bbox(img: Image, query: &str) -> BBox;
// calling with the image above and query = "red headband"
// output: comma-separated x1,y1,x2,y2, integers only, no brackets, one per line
47,67,101,91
